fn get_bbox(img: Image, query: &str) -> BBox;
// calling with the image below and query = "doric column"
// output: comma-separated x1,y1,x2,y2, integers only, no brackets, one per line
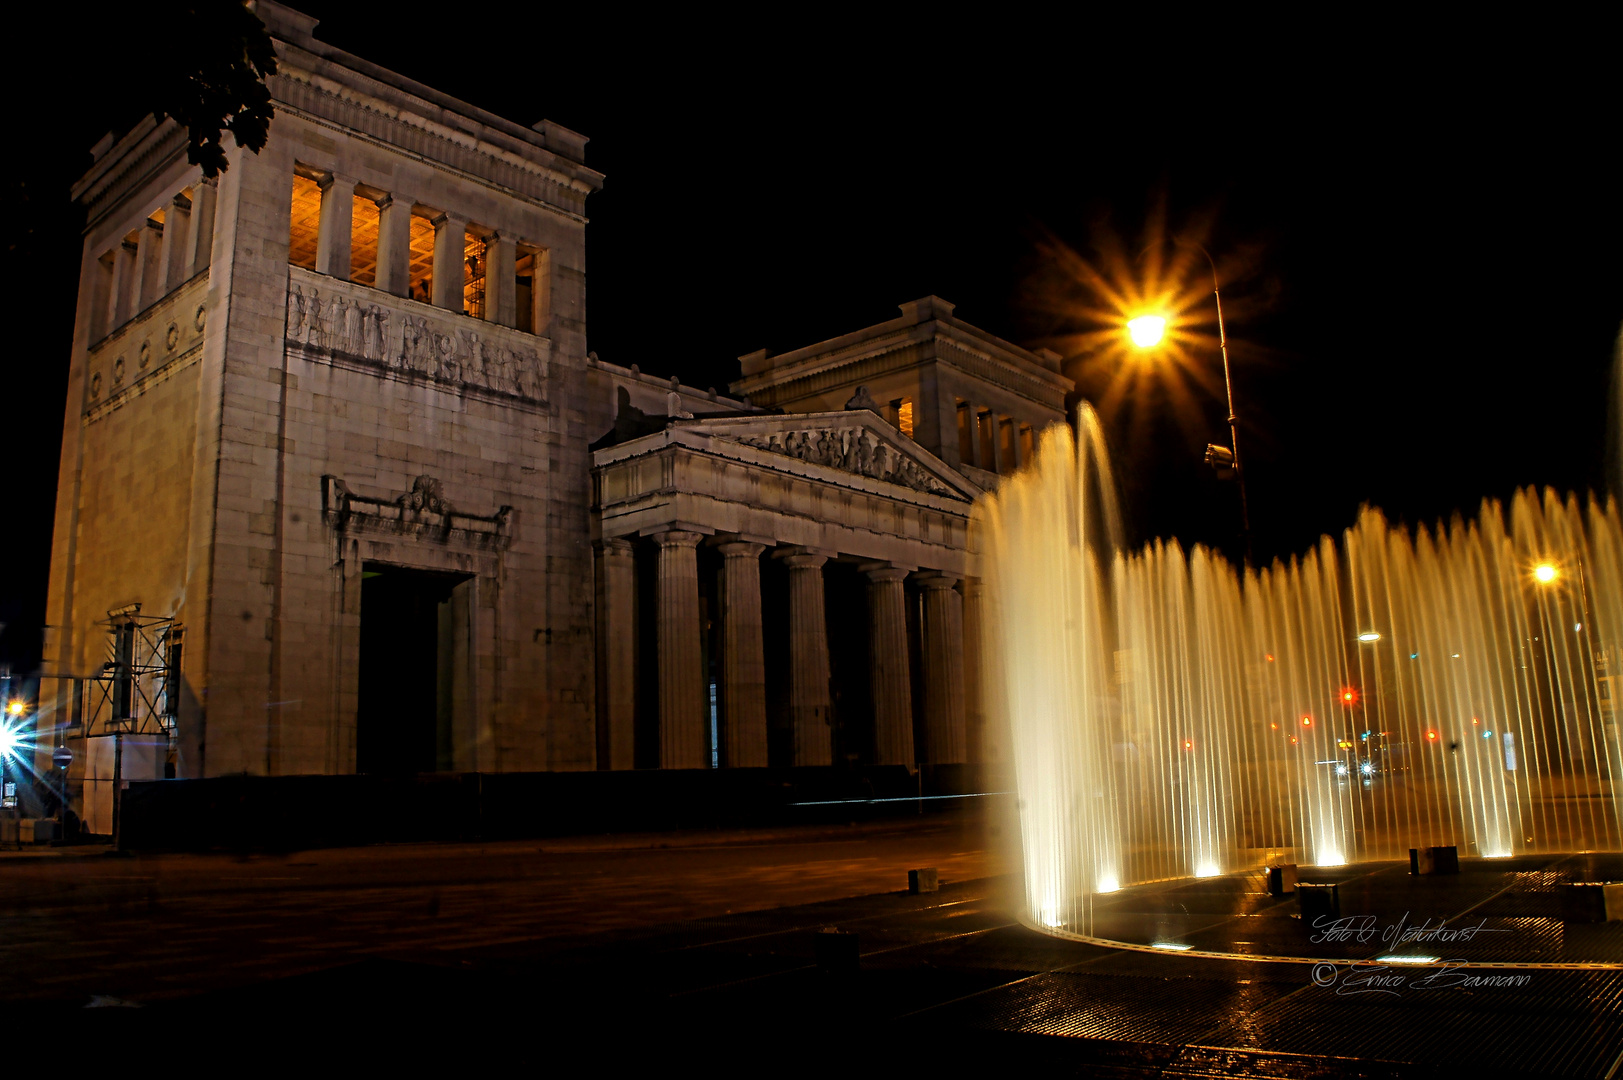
960,577,985,763
863,563,915,765
595,539,636,770
654,530,705,769
159,191,192,291
716,541,767,767
484,232,517,328
134,216,164,311
430,211,469,312
315,173,357,280
374,193,415,298
777,550,832,766
185,177,217,278
916,571,967,764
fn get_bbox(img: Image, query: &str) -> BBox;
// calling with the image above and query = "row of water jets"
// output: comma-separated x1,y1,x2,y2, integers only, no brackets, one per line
975,408,1623,933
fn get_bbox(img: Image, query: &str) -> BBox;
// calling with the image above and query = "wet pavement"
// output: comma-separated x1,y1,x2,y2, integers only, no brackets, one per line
7,824,1622,1074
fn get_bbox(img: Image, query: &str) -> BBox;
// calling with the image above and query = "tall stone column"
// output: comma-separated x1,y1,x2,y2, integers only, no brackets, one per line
134,217,164,311
655,530,705,769
863,564,914,765
159,191,192,290
430,211,469,311
716,541,767,767
961,577,985,764
315,173,357,279
107,238,138,331
917,572,967,764
778,550,832,766
374,193,415,298
484,232,517,327
595,539,636,770
185,177,217,278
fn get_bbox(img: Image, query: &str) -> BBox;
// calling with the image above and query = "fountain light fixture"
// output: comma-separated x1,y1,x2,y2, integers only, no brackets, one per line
1357,631,1381,642
1196,862,1220,877
1151,941,1193,951
1533,562,1559,584
1096,876,1120,893
1376,955,1439,965
1127,314,1167,348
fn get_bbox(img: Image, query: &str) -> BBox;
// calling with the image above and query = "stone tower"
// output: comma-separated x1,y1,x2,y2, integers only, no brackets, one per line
42,1,603,817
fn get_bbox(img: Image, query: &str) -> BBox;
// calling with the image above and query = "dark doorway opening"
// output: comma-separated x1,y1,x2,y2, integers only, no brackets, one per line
356,563,473,775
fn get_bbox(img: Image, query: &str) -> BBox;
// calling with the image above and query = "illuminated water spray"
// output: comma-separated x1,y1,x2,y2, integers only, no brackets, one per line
975,409,1623,935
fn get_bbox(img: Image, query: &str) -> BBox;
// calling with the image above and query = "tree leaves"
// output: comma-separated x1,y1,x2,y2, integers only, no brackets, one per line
142,2,279,177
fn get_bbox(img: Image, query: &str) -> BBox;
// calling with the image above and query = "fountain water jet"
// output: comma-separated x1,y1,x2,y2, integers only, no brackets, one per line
975,407,1623,936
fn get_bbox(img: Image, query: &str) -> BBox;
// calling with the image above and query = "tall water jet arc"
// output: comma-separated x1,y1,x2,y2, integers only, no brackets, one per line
975,407,1623,937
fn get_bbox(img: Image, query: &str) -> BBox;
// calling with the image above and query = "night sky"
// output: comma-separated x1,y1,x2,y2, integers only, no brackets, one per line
2,10,1618,673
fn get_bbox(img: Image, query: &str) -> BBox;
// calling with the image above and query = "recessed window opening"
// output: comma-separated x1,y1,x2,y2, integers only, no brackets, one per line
892,397,915,439
514,246,542,334
407,211,435,303
999,418,1016,471
957,399,974,464
1020,424,1035,464
463,229,487,319
978,410,995,470
349,189,382,287
288,173,321,271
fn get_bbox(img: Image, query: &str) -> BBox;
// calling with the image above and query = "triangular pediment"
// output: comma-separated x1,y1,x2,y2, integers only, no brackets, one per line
672,411,979,501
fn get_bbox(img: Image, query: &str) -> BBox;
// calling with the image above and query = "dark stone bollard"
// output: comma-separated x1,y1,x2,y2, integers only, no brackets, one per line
1297,882,1339,921
909,867,939,894
815,928,859,973
1561,882,1623,923
1267,864,1299,896
1410,846,1460,875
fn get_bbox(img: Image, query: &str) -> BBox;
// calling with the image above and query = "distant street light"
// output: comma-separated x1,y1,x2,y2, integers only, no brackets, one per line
1533,563,1559,585
1357,631,1382,643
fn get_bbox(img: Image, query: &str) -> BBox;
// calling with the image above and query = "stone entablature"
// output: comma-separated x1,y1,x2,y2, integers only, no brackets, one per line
258,2,602,218
593,412,977,574
730,297,1071,413
322,474,512,552
285,266,551,409
83,271,209,422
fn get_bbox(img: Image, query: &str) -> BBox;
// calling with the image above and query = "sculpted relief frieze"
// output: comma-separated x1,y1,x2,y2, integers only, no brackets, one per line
730,427,955,497
286,274,548,405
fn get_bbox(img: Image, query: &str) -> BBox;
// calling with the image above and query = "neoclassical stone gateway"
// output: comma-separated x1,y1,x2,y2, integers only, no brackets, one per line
39,2,1072,826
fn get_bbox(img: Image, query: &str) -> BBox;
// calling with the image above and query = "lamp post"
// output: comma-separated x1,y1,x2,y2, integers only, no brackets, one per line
1129,240,1253,564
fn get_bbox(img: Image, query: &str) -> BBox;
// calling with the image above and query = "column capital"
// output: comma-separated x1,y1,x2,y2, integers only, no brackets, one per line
375,192,414,212
171,191,193,212
429,209,469,229
318,171,358,192
860,562,912,584
776,552,827,571
651,529,702,550
596,536,635,555
715,541,765,560
913,570,960,590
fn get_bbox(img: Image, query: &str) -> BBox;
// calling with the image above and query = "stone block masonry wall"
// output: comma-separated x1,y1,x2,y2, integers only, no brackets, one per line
189,101,598,777
48,7,605,790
